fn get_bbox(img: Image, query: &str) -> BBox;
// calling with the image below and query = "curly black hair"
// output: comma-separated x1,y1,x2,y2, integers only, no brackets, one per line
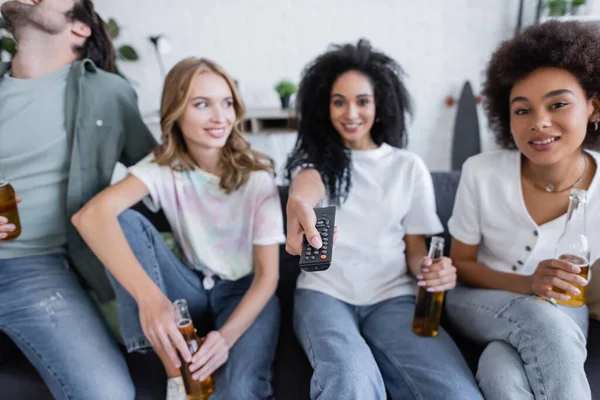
483,20,600,149
285,39,412,204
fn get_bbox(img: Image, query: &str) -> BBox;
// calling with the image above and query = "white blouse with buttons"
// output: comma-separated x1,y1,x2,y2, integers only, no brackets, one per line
448,149,600,275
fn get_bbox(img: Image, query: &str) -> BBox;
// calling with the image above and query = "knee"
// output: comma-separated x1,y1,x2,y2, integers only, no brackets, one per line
117,209,147,230
76,368,135,400
523,303,587,355
315,359,385,398
477,341,530,397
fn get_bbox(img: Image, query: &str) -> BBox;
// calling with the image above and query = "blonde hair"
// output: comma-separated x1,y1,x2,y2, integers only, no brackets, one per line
153,57,274,194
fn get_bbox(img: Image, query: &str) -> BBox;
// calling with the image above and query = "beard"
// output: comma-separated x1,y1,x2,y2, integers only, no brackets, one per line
1,1,69,36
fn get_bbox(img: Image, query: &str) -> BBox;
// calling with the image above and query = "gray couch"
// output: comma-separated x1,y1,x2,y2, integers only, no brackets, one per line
0,171,598,399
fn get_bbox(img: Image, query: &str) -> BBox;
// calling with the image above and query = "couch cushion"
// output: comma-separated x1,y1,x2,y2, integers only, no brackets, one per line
430,171,461,255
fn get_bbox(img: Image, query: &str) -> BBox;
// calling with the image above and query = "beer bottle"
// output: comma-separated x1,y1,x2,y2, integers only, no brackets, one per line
553,189,590,307
412,236,445,337
173,299,214,400
0,166,21,241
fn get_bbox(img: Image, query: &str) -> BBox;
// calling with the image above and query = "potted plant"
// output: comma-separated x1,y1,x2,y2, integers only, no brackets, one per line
0,18,17,61
274,79,297,109
545,0,569,16
571,0,587,15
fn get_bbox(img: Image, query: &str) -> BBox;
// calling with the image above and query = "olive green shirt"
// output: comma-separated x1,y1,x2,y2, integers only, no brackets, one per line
0,59,157,301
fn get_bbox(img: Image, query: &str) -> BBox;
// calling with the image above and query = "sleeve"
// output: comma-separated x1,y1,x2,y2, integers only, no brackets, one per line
289,163,316,181
118,84,159,167
447,158,481,245
127,154,162,212
251,172,286,246
402,156,444,236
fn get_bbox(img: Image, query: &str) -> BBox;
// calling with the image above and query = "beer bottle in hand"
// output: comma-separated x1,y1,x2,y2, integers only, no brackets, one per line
412,236,445,337
553,189,590,307
0,167,21,241
173,299,214,400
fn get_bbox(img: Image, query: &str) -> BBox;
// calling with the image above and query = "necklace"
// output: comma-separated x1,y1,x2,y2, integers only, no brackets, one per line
523,155,587,194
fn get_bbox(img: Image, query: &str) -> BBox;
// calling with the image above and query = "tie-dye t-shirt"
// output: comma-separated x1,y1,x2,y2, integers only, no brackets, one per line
129,156,286,281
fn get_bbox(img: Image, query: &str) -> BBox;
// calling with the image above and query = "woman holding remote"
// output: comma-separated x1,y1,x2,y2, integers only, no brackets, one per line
284,39,481,400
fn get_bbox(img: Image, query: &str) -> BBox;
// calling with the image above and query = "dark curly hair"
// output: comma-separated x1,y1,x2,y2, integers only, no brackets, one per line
483,20,600,149
285,39,412,204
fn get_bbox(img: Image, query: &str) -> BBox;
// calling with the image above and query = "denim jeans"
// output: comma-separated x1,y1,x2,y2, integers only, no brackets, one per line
0,254,134,400
108,209,280,400
445,286,590,400
293,289,483,400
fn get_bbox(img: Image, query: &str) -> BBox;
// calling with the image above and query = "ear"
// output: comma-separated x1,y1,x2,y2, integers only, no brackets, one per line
71,21,91,40
588,95,600,123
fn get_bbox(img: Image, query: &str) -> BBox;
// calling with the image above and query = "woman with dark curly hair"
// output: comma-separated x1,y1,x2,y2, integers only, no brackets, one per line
285,39,482,399
446,21,600,399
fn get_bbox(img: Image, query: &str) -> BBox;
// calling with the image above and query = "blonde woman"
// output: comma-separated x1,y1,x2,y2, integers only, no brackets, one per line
72,58,285,400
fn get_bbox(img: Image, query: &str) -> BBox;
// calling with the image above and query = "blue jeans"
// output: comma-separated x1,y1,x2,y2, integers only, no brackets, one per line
445,286,590,400
294,289,483,400
0,254,134,400
109,210,280,400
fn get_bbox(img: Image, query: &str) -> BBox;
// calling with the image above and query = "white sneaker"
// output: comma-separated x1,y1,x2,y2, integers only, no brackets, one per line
166,376,187,400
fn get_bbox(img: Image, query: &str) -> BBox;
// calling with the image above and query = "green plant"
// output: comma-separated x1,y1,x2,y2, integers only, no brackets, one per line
274,79,298,98
546,0,569,16
0,18,17,60
572,0,586,6
0,17,138,77
106,18,139,79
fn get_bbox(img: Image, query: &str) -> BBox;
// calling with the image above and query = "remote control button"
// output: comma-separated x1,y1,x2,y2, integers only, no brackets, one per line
322,233,328,237
321,250,327,254
320,255,327,259
323,246,328,249
311,256,316,260
305,257,309,260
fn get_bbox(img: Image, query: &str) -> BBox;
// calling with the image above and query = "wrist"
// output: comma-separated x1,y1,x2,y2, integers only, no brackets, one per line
218,327,236,349
515,274,534,295
133,280,164,306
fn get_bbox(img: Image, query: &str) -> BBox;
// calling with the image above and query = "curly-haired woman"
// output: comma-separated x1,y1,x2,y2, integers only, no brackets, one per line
285,39,482,400
72,58,285,400
446,21,600,400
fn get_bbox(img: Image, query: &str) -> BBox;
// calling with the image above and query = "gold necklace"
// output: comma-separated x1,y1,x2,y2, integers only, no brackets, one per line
523,155,587,194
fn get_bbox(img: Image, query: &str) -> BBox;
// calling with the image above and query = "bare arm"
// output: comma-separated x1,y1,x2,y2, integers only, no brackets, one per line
190,243,280,381
72,175,159,302
220,244,279,346
285,169,326,255
404,234,428,278
71,175,192,368
450,238,532,294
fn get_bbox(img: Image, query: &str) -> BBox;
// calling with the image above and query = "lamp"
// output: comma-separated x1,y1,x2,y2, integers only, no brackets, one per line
149,35,171,78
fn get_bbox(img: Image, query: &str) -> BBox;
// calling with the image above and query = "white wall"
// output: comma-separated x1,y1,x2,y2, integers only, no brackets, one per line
1,0,550,170
93,0,530,171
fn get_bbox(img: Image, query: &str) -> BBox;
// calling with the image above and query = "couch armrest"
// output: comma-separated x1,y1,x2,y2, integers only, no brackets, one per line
0,331,16,366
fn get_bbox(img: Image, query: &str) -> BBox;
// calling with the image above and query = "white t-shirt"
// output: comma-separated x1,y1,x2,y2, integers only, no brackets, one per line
296,143,444,305
129,156,286,281
448,150,600,276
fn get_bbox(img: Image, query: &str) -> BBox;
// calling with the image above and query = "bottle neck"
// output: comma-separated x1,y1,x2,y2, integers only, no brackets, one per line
428,238,445,261
563,196,586,236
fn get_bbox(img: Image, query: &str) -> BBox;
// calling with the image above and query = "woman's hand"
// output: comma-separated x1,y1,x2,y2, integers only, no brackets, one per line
189,330,230,381
416,256,457,292
138,290,192,369
531,259,587,301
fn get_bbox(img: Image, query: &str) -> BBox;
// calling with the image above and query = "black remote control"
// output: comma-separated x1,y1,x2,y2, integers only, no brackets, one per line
299,206,336,272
